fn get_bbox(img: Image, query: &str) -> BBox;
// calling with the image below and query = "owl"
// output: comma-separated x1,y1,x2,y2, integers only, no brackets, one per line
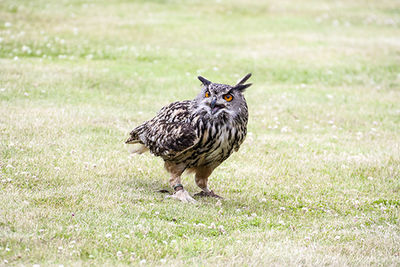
126,74,252,203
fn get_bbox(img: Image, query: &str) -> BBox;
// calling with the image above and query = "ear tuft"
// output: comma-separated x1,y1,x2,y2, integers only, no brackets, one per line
236,73,252,86
233,83,252,92
198,76,211,86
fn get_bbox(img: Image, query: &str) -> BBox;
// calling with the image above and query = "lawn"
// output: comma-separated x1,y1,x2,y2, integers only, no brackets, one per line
1,0,399,265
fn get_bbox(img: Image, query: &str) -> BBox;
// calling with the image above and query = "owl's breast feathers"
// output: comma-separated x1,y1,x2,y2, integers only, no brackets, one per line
126,100,247,165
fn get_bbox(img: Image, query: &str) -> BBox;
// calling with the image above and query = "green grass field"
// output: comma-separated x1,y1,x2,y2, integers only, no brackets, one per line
1,0,399,265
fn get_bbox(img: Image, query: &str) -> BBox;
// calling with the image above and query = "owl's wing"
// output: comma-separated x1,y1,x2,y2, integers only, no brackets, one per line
128,101,199,159
145,121,198,159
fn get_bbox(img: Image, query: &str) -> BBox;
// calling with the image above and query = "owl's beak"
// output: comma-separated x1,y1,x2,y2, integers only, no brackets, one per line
210,97,224,114
210,97,217,109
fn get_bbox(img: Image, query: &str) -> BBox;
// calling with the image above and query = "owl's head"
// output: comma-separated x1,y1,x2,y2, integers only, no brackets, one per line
194,73,252,119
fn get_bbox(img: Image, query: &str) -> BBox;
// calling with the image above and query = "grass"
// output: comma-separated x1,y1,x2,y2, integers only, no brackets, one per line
1,0,399,265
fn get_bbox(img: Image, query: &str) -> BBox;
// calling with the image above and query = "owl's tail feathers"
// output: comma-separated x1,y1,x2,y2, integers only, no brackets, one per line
126,134,149,154
125,136,139,144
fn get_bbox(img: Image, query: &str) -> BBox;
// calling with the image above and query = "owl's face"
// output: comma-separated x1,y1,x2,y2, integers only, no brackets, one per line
194,74,252,119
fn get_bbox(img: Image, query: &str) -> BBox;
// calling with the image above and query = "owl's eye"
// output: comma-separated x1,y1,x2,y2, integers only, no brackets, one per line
223,94,233,102
205,91,210,98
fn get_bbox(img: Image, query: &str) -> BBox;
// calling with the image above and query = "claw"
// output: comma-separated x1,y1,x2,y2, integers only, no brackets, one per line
157,189,170,194
166,190,197,203
194,190,223,199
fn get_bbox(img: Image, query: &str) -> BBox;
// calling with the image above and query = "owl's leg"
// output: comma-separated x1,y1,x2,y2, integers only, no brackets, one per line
193,166,223,199
164,161,196,203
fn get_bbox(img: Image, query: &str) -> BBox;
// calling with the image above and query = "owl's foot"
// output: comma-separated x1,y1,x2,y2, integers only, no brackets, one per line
166,190,197,203
194,190,223,199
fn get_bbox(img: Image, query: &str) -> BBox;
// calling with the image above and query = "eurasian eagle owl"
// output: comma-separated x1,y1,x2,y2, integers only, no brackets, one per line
126,74,252,203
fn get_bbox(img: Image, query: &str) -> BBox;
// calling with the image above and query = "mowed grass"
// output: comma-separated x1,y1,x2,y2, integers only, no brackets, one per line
1,0,400,265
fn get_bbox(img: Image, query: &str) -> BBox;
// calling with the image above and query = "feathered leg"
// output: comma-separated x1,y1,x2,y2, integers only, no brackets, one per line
164,161,196,203
193,166,222,199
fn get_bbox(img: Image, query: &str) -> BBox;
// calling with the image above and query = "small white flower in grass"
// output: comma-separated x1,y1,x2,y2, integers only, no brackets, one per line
368,176,374,181
208,223,216,229
86,54,93,60
213,66,219,71
260,198,267,203
33,264,40,267
280,126,290,133
140,259,146,264
218,225,226,234
89,254,94,258
235,208,241,213
5,22,11,27
280,207,286,211
278,220,285,226
326,94,333,99
105,233,112,238
116,251,123,257
124,234,130,238
58,246,63,250
160,259,166,263
4,260,9,264
13,56,19,61
332,20,340,26
22,45,31,53
334,235,341,240
5,247,10,251
251,213,257,217
300,83,306,88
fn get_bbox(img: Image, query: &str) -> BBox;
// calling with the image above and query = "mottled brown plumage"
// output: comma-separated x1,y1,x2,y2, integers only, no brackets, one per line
126,74,252,202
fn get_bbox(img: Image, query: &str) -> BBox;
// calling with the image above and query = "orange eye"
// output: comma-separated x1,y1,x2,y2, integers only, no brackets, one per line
223,94,233,102
205,91,210,98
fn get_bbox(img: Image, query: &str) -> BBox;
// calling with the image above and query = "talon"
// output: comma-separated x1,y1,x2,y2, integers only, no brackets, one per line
194,190,223,199
166,190,197,203
157,189,170,194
